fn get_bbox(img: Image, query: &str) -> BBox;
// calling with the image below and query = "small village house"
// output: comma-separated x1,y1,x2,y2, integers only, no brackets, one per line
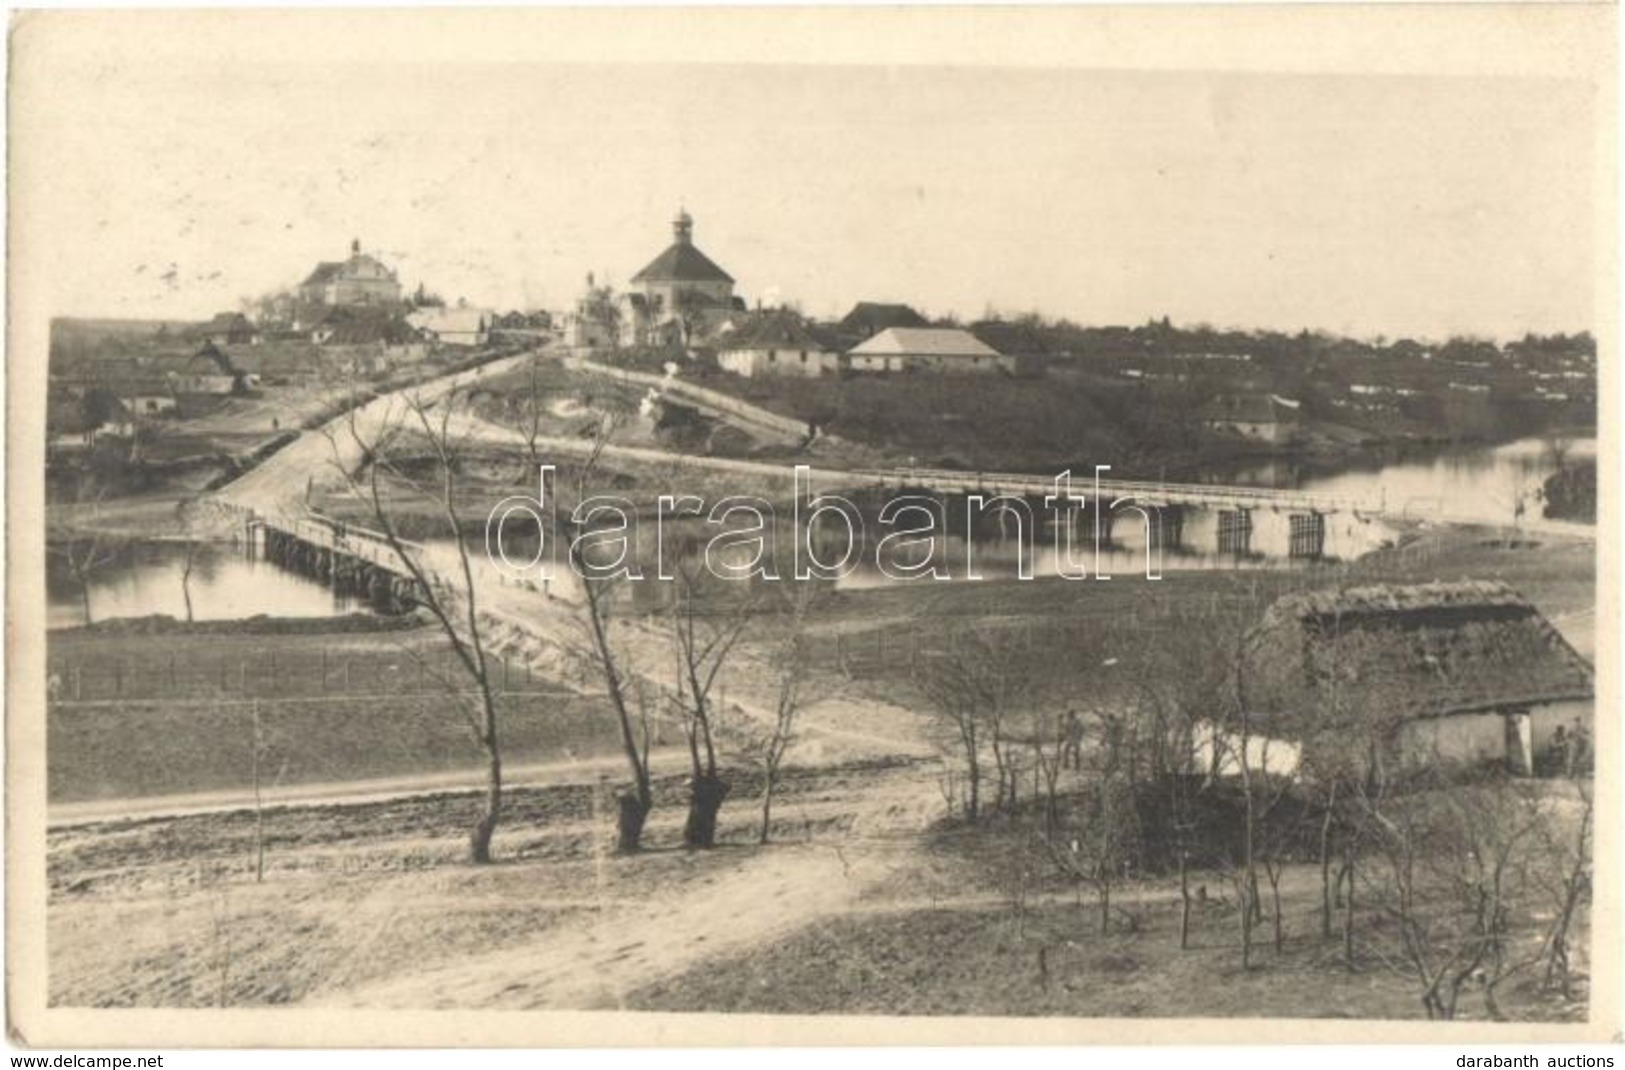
1200,393,1302,445
847,326,1007,374
1244,581,1594,779
715,312,841,378
837,301,928,342
190,312,260,347
166,342,243,395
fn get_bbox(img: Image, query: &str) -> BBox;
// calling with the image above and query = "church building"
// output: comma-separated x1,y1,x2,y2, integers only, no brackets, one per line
571,210,745,349
298,240,403,308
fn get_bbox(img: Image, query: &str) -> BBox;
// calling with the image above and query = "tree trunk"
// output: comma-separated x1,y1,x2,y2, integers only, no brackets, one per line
1241,877,1253,970
1268,867,1284,954
758,769,777,845
469,747,502,864
964,744,981,822
1319,798,1336,940
1178,853,1192,951
616,788,651,854
683,773,730,849
182,545,196,623
1342,851,1357,970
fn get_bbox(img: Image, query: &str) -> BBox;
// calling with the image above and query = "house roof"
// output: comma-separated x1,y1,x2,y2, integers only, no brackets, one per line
1253,580,1594,725
316,307,420,345
301,251,399,288
192,312,256,337
630,241,734,285
720,312,834,352
847,327,1002,359
301,262,344,288
970,320,1050,357
1202,393,1300,425
839,302,927,333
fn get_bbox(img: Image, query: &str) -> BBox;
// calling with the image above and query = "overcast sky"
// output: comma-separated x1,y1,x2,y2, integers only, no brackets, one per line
24,55,1599,340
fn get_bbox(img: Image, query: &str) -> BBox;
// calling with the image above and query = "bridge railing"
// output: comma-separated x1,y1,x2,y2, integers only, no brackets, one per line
848,466,1383,516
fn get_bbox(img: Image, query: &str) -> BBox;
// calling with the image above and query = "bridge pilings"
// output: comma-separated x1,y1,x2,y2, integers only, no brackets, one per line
254,522,420,614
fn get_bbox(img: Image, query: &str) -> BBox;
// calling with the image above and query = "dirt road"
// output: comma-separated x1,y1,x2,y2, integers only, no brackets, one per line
319,758,944,1010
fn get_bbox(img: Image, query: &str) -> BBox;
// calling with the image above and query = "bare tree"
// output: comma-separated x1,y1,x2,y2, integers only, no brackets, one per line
180,538,199,623
667,562,753,848
1532,765,1593,999
1048,706,1140,935
915,629,1029,822
565,433,656,853
507,355,549,475
671,288,713,352
580,283,623,351
1354,772,1547,1020
48,489,122,626
326,388,507,863
752,582,818,845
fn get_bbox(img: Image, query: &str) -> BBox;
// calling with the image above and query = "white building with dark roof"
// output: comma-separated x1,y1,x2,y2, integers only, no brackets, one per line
716,312,840,378
611,209,745,348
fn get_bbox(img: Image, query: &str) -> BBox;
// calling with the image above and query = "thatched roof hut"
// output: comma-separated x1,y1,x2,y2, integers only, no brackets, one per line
1249,580,1593,732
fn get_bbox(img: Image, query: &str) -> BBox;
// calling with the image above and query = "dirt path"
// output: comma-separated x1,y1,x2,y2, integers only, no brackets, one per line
317,760,944,1010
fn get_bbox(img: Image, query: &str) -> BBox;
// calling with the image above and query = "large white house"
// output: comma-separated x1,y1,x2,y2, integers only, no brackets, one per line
847,327,1007,374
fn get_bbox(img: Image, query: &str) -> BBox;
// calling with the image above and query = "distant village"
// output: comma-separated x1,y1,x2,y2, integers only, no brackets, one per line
48,208,1597,466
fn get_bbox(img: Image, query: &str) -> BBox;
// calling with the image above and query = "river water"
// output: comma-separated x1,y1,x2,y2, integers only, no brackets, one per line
47,540,370,630
47,435,1593,627
1235,436,1596,527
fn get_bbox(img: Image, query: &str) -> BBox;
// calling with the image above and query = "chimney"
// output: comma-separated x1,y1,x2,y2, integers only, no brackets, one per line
351,238,361,256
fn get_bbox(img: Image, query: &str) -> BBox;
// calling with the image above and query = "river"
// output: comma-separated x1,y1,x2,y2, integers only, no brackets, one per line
47,435,1594,627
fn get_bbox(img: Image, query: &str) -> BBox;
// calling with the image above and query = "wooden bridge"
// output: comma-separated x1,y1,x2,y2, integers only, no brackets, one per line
845,465,1416,518
223,504,432,614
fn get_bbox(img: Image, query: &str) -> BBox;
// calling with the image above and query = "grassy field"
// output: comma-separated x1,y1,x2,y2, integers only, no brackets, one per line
46,620,628,803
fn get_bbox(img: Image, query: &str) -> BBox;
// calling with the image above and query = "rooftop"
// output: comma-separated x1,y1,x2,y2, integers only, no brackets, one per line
720,311,834,352
839,302,928,333
1253,580,1594,723
631,212,735,285
847,327,1002,359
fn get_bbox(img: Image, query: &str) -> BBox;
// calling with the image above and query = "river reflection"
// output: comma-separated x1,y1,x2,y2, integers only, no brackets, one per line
1228,436,1594,526
47,540,370,629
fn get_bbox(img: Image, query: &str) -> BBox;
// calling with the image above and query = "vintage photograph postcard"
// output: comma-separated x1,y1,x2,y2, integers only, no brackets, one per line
6,4,1618,1049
